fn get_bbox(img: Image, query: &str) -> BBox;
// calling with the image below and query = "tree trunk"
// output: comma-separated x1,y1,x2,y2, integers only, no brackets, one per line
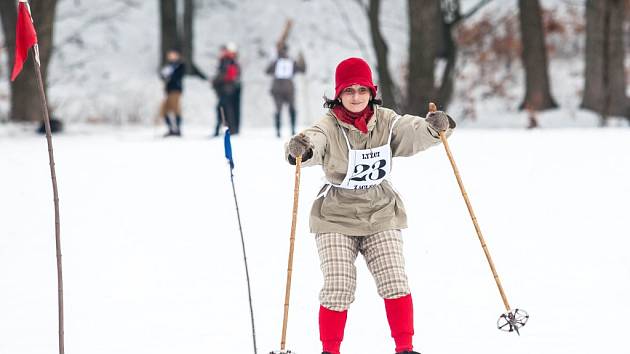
436,1,459,109
407,0,441,115
604,0,627,117
1,0,58,122
367,0,398,110
582,0,628,122
160,0,178,66
436,26,456,108
182,0,193,73
0,1,17,82
518,0,557,110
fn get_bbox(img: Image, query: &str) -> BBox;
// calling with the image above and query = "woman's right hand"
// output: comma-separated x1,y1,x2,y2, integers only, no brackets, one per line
288,133,312,158
426,111,450,132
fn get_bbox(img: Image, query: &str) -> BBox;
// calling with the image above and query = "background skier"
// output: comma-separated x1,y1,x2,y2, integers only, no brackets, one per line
266,43,306,137
159,49,185,136
212,42,241,136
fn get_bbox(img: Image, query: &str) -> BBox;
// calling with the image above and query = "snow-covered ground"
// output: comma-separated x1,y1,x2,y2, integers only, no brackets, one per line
1,126,629,354
1,0,630,353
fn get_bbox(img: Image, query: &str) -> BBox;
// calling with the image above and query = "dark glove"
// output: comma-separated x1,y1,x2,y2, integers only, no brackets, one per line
288,133,313,159
426,111,453,132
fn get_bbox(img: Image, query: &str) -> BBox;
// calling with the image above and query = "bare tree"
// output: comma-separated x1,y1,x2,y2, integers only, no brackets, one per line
0,0,58,122
334,1,372,61
581,0,628,125
182,0,194,71
365,0,398,110
435,0,459,110
407,0,441,114
0,1,17,80
182,0,205,77
356,0,400,108
161,0,204,77
406,0,492,113
160,0,178,66
356,0,491,113
349,1,398,108
518,0,557,113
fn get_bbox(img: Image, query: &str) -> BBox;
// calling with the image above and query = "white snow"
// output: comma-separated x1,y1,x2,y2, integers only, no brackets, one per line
1,0,630,353
1,126,629,354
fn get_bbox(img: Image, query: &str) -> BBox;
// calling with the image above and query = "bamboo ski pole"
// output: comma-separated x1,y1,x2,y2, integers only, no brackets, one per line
429,102,528,333
280,155,302,352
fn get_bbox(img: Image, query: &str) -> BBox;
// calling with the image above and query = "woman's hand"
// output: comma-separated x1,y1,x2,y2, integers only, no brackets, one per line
426,111,451,132
288,133,313,158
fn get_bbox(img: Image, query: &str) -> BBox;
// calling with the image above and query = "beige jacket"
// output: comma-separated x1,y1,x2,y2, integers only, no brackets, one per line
286,106,454,236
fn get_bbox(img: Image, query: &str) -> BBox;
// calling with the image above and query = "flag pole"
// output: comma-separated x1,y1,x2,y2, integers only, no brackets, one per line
13,1,64,352
31,46,65,354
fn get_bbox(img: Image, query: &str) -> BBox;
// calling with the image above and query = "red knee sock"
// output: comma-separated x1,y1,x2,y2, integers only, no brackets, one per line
384,294,414,353
319,305,347,354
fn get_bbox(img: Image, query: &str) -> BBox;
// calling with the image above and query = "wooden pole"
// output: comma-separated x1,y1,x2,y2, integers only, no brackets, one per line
276,19,293,51
430,102,511,312
32,47,65,354
280,155,302,351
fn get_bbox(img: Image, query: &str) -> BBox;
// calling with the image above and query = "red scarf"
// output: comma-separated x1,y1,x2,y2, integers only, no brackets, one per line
332,105,374,134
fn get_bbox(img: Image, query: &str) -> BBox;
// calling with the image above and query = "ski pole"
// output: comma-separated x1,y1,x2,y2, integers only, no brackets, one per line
275,154,302,354
221,108,257,354
429,102,528,334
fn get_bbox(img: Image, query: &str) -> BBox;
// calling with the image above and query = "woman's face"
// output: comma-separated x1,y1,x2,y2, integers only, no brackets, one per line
339,85,371,113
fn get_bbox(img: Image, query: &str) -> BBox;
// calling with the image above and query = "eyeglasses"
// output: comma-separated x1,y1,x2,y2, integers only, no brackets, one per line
341,87,370,96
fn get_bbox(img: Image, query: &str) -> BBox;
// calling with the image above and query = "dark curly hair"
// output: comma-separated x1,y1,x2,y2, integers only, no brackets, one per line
322,95,383,108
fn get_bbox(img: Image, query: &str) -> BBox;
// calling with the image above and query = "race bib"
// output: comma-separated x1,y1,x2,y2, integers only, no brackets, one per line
317,115,400,198
345,146,391,190
274,58,295,79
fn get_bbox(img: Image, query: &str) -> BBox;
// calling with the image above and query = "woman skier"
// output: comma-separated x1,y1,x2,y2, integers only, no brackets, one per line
285,57,455,354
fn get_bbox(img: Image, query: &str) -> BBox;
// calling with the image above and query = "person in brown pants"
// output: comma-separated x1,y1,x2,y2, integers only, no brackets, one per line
266,44,306,137
285,57,456,354
160,49,185,136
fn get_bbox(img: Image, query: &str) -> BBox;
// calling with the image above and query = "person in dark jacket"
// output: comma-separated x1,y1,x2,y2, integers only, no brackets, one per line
212,43,241,136
266,44,306,137
160,49,185,137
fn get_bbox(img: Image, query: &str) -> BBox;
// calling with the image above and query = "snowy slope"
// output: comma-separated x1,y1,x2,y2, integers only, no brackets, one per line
1,127,629,354
1,2,629,353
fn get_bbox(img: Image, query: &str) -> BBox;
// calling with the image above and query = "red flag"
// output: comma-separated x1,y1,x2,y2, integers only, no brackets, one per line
11,0,38,81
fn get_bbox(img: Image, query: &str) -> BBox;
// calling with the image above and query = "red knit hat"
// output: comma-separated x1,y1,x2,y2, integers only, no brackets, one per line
335,57,378,98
